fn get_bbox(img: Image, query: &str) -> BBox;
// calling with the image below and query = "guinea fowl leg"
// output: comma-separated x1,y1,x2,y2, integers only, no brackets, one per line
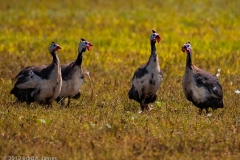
140,104,145,111
140,101,152,112
199,108,203,115
67,98,71,108
46,101,53,109
143,104,149,111
60,98,65,107
206,108,209,114
140,99,147,112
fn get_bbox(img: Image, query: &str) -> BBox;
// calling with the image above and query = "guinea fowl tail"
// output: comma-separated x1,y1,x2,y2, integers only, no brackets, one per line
145,94,157,104
128,87,134,99
72,92,81,99
211,98,224,110
10,87,16,95
10,88,35,104
219,100,224,108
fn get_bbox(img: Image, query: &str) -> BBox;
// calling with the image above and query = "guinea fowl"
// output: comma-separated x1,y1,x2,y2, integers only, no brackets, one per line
181,42,224,114
128,30,163,112
10,42,62,105
56,38,93,107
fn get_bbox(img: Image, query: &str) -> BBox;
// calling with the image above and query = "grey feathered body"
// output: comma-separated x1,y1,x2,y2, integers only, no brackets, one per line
182,51,223,111
57,62,84,100
56,50,85,106
10,52,62,105
128,41,163,106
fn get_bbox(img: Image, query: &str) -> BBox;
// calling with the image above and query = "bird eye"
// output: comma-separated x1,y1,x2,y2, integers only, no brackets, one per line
85,42,88,45
53,44,56,47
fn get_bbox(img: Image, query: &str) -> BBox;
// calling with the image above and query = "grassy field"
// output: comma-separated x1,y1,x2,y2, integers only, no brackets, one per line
0,0,240,159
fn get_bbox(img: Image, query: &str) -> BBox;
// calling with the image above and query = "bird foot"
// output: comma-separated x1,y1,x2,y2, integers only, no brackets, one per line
140,104,153,113
144,104,153,111
44,101,53,109
147,105,154,111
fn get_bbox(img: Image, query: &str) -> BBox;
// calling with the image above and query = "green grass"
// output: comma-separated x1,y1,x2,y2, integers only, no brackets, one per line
0,0,240,159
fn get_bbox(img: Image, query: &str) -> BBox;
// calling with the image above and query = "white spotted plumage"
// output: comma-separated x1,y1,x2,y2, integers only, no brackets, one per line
183,68,210,104
128,30,163,112
182,41,224,114
132,58,162,99
56,38,93,107
10,42,62,105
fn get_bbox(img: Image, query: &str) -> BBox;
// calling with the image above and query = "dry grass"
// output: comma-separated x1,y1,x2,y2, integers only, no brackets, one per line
0,0,240,159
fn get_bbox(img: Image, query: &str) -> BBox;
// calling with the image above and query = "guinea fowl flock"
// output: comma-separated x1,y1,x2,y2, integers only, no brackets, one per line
10,30,224,114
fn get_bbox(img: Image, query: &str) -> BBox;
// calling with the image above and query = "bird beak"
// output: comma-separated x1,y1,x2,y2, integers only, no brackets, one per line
182,46,191,53
57,45,62,50
156,35,161,43
181,46,186,52
87,42,93,51
53,45,62,52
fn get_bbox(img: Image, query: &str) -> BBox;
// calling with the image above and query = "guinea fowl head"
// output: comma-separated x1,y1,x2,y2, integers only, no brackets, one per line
49,42,61,53
182,42,192,53
78,38,93,53
150,30,161,43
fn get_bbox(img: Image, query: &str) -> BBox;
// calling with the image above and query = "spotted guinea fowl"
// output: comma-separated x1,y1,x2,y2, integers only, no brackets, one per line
181,42,224,114
10,42,62,105
56,38,93,107
128,30,163,112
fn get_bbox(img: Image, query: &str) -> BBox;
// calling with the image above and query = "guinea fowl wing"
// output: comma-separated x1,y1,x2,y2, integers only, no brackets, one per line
128,64,148,102
16,65,47,78
14,65,46,89
145,94,157,104
193,66,223,99
132,64,148,79
15,66,34,79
